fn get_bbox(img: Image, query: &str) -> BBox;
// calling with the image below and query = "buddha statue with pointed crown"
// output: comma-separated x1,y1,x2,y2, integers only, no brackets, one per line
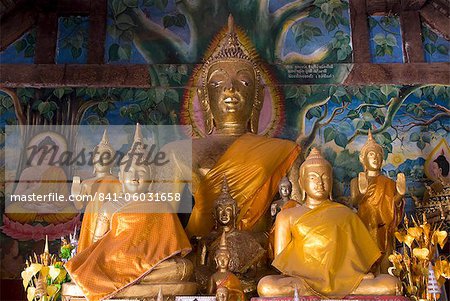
63,124,195,301
153,15,300,238
207,231,245,301
350,129,406,274
71,129,122,252
196,176,265,293
258,148,400,298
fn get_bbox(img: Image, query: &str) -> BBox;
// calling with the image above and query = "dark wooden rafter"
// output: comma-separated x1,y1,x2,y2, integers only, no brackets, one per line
34,9,58,64
349,0,371,63
366,0,428,14
0,2,37,51
400,11,425,63
420,2,450,40
0,63,448,87
87,0,107,63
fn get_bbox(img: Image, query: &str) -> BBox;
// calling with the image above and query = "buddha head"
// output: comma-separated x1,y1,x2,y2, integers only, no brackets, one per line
213,176,238,229
199,15,263,135
359,130,384,172
299,148,333,203
216,287,229,301
278,176,292,199
119,124,150,194
92,129,115,174
214,231,231,270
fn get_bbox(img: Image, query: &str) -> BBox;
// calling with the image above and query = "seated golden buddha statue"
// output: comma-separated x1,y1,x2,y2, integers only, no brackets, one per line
196,177,265,292
63,124,195,301
71,129,122,252
207,232,245,301
350,130,405,274
6,135,76,225
258,148,400,299
154,15,300,238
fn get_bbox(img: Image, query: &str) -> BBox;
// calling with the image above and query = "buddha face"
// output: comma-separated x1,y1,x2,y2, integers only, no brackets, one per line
206,60,256,127
364,149,383,171
93,149,114,174
216,287,229,301
301,165,332,202
119,163,150,194
215,250,230,269
216,204,234,226
279,183,291,198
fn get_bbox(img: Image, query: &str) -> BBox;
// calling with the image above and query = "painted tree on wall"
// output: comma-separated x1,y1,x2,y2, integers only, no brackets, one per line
107,0,351,82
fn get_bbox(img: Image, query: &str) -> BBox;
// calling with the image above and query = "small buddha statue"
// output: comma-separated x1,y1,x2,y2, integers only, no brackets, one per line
216,287,230,301
207,232,245,301
270,177,298,219
258,148,400,298
197,176,265,292
350,130,405,274
268,177,299,260
63,124,196,301
71,129,122,252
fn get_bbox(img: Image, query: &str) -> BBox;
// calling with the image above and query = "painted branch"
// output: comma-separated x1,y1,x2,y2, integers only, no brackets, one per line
0,87,26,125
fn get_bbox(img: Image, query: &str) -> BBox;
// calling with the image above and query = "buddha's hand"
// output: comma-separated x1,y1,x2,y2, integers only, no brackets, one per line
396,173,406,196
71,176,82,196
363,273,375,280
358,172,368,194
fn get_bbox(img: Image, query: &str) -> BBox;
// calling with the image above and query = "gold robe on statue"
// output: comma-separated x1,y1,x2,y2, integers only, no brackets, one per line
65,202,191,301
216,272,245,301
357,175,402,272
187,134,300,237
272,201,381,298
77,176,122,253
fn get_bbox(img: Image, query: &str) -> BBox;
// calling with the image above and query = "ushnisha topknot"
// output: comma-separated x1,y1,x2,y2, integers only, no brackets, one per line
120,123,147,167
300,148,332,175
359,129,384,164
214,175,237,209
95,129,115,157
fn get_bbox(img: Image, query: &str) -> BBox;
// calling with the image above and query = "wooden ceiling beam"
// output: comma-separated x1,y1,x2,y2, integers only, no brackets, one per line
366,0,427,14
420,2,450,40
0,5,37,51
0,63,448,87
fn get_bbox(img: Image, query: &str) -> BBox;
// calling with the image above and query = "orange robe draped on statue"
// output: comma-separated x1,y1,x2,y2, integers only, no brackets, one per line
186,133,300,237
357,175,403,271
216,272,245,301
272,201,381,298
65,202,191,301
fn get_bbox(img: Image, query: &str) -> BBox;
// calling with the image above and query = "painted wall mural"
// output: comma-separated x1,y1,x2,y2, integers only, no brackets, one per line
0,0,449,280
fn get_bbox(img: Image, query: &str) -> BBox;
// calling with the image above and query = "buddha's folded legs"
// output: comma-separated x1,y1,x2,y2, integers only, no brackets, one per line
141,256,194,283
257,274,400,297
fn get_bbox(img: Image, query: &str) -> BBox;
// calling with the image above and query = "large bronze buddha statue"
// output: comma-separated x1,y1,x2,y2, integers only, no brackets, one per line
155,15,300,238
257,148,400,298
63,125,195,301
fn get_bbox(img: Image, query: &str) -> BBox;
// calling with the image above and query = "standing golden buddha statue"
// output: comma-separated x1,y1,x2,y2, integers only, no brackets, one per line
155,15,300,238
71,129,122,252
63,124,194,301
258,148,400,298
207,231,245,301
350,129,406,274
